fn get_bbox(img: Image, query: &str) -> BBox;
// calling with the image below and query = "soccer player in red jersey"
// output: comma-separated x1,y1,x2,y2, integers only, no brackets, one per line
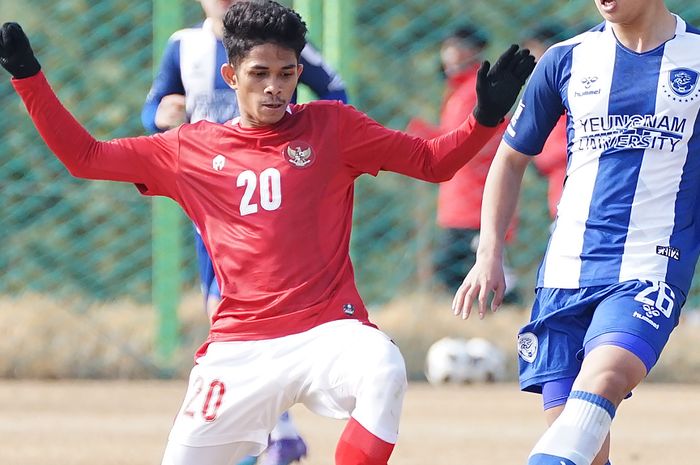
0,1,534,463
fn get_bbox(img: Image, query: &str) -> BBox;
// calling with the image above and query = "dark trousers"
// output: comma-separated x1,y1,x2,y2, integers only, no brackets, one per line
434,228,480,294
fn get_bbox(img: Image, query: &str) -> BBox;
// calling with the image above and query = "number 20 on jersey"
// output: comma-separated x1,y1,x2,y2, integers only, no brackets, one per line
236,168,282,216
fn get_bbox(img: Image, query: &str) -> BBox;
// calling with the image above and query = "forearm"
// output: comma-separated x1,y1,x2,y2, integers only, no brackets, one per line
12,72,159,184
142,39,185,133
13,73,102,177
405,117,441,139
141,99,161,134
344,106,497,180
477,142,530,259
2,23,174,188
415,114,500,182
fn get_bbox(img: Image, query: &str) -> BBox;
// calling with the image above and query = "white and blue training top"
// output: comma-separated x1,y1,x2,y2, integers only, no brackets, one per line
141,18,347,132
504,15,700,296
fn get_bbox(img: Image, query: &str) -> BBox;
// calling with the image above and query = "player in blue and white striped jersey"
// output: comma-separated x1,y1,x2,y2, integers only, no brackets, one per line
453,1,700,465
141,2,347,465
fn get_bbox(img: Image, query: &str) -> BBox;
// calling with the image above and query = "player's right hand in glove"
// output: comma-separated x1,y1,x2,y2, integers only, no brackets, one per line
473,44,535,127
0,22,41,79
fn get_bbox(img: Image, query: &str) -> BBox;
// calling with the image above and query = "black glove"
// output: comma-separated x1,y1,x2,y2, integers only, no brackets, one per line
0,22,41,79
473,44,535,127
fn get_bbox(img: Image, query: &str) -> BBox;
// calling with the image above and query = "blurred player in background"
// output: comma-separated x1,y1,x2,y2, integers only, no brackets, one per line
522,25,568,220
406,26,519,299
142,0,346,133
141,1,348,463
0,0,534,462
454,0,700,464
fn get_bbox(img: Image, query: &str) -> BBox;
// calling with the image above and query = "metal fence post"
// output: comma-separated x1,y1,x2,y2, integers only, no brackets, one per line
294,0,324,103
152,0,184,364
323,0,355,97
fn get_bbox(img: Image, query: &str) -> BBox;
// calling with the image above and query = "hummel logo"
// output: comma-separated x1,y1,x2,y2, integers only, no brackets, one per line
212,154,226,171
575,76,601,97
581,76,598,89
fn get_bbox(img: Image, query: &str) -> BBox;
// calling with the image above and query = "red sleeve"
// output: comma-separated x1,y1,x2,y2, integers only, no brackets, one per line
532,117,567,177
338,104,500,183
405,117,442,139
12,73,180,198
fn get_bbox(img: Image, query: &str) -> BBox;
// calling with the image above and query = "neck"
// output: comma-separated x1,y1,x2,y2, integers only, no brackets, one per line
610,7,676,53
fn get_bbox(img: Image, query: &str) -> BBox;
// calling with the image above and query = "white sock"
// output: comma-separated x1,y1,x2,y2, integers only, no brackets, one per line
529,391,615,465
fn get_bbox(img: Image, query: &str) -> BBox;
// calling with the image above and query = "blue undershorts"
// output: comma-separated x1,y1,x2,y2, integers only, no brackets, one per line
517,280,683,395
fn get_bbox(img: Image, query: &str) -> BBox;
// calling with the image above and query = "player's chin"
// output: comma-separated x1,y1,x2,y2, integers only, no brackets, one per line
257,105,287,125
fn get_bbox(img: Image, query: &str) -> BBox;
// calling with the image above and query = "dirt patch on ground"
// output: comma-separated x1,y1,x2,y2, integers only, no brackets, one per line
0,380,697,465
2,292,700,464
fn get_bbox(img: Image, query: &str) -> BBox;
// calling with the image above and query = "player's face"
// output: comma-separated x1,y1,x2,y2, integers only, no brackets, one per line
222,43,303,128
523,39,548,61
593,0,654,24
198,0,236,21
440,42,481,78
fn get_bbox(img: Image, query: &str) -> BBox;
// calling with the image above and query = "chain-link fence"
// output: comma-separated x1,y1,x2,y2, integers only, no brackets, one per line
2,0,700,377
350,0,700,304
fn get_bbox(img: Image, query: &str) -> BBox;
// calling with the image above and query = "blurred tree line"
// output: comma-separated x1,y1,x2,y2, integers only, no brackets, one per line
1,0,700,307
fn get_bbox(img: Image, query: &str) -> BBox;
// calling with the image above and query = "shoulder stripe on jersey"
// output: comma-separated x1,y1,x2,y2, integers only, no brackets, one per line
170,21,205,42
550,23,605,50
679,15,700,35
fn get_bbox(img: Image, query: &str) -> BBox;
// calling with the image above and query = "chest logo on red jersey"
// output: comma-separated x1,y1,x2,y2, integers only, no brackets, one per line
212,154,226,171
284,140,315,168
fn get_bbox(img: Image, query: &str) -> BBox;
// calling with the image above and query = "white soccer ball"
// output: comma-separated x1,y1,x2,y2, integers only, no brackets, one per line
424,337,472,385
462,337,507,383
425,337,506,385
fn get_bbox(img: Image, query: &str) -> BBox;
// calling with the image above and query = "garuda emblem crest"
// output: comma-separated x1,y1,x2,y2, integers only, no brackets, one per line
284,140,315,168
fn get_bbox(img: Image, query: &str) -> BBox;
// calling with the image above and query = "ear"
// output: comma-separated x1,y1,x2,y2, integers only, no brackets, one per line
297,63,304,78
221,63,238,89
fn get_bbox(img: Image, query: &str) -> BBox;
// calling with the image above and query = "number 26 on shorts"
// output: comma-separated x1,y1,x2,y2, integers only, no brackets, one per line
634,281,675,319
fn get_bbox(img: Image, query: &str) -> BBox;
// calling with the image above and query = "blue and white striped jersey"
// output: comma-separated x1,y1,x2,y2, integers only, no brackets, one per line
141,18,347,132
504,15,700,295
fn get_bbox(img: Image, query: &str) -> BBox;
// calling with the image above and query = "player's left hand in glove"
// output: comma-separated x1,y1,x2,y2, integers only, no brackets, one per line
473,44,536,127
0,22,41,79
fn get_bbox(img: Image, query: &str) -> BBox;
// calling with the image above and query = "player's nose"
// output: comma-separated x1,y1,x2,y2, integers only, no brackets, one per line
264,76,286,95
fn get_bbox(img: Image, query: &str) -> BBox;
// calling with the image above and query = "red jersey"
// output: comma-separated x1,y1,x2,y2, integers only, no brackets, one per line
14,73,498,355
531,116,568,218
406,65,513,236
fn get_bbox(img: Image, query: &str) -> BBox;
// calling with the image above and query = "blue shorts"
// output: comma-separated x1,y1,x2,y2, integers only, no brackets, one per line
518,280,683,394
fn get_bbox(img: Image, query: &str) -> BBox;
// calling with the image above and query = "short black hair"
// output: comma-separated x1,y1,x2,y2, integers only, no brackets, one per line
446,24,488,50
223,0,307,65
527,24,565,46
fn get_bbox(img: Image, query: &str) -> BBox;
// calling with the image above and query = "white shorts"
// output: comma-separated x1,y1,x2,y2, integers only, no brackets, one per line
167,320,407,452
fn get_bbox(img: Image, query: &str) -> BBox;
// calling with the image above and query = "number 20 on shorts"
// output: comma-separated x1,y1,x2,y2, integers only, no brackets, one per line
183,376,226,422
